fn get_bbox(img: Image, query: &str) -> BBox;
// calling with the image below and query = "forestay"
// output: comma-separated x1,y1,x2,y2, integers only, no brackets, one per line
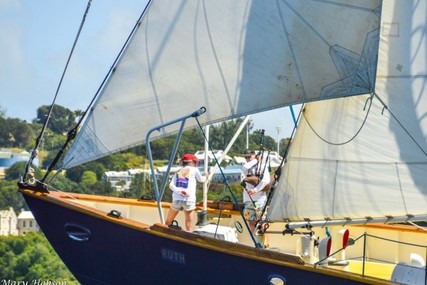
268,0,427,224
63,0,381,168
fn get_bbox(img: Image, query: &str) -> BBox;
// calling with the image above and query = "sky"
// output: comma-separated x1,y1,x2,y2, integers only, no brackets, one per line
0,0,298,141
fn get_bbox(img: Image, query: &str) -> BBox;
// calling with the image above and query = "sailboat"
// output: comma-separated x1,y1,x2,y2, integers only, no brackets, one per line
18,0,427,284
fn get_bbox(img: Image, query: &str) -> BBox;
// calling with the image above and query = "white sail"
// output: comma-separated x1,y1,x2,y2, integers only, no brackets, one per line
268,0,427,223
63,0,381,168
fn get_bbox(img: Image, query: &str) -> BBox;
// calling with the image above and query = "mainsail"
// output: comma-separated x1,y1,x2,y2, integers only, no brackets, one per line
63,0,381,168
268,0,427,224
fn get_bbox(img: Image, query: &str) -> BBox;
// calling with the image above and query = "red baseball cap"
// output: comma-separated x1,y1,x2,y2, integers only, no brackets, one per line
181,153,199,163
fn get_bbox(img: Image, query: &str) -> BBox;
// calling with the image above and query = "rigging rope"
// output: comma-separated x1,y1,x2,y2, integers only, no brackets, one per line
255,105,304,231
304,93,374,146
304,91,427,156
194,117,263,249
35,2,151,184
23,0,93,180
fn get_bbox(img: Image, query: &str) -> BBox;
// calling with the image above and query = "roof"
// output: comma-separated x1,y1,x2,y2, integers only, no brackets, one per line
128,169,150,175
194,150,232,161
17,211,34,219
0,207,16,218
214,168,243,175
103,171,130,178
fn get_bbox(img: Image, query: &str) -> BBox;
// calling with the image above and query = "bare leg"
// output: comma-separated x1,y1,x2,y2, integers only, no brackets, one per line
184,210,195,231
248,220,256,232
165,208,179,226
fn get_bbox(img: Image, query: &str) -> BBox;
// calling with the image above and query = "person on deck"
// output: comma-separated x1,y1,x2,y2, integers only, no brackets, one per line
241,148,270,246
165,153,208,231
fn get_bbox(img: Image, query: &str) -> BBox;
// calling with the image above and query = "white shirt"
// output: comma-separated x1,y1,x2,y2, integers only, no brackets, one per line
242,158,270,203
169,166,206,202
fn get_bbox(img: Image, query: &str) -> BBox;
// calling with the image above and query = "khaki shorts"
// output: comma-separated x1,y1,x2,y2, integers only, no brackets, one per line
171,200,196,211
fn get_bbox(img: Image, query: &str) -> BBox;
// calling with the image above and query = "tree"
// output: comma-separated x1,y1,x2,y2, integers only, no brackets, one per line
0,233,77,282
7,118,36,148
65,162,107,183
121,152,145,169
35,104,76,134
0,105,6,118
47,174,80,193
0,117,35,148
279,137,291,157
127,172,154,199
5,161,42,181
210,118,245,150
249,129,275,152
149,136,176,160
81,170,97,186
0,180,28,212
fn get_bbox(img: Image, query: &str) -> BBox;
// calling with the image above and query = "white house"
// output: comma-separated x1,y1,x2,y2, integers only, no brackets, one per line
211,165,244,184
17,210,39,235
103,169,152,191
0,207,18,236
103,171,133,191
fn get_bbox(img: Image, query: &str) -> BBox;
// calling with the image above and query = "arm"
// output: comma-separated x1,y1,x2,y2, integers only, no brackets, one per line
252,166,271,193
242,159,258,175
195,168,208,183
169,174,180,193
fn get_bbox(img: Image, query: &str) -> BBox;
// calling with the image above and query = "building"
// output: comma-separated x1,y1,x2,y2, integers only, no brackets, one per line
0,149,39,179
210,165,244,184
17,210,40,235
0,207,18,236
194,150,232,165
103,169,152,191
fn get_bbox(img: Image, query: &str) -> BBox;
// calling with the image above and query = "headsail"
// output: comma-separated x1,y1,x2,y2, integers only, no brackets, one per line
268,0,427,224
64,0,381,168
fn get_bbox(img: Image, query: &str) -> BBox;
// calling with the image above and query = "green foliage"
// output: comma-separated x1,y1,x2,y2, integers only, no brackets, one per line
279,137,291,157
0,180,28,212
88,181,115,196
0,116,35,148
1,106,286,198
249,129,276,153
81,170,97,186
0,233,78,283
126,172,153,199
65,162,107,183
35,104,76,135
48,174,80,193
5,161,42,181
198,182,244,203
40,131,67,169
0,105,291,284
209,118,246,152
122,153,145,169
149,136,177,161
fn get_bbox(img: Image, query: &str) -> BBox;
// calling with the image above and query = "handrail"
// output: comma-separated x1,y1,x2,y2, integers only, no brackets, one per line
145,107,206,224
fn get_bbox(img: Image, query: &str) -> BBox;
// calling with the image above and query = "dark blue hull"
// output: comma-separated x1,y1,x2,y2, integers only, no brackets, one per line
21,190,389,285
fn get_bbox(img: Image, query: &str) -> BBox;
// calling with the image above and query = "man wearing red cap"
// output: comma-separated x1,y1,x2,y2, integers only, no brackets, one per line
165,153,208,231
